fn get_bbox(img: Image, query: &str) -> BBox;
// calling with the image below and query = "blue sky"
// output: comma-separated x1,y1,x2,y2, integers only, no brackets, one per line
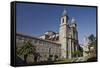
16,3,96,44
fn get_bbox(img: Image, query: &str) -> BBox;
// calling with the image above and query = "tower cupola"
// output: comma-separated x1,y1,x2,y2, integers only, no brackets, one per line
62,9,68,16
60,9,69,25
71,17,77,27
71,17,76,23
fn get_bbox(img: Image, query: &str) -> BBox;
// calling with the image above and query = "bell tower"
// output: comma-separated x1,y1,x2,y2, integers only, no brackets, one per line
59,9,69,59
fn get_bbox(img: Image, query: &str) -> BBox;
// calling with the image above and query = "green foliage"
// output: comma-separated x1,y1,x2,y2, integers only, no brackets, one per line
72,50,82,57
16,39,40,63
54,58,73,63
48,55,53,61
17,39,36,56
84,51,89,54
87,34,96,58
88,34,96,44
54,55,58,61
88,34,96,52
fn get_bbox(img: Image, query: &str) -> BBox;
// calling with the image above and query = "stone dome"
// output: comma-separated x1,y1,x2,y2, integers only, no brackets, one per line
71,17,76,23
44,31,56,36
62,9,67,16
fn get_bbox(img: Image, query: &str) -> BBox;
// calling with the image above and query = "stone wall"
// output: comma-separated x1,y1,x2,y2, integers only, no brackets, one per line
16,33,61,63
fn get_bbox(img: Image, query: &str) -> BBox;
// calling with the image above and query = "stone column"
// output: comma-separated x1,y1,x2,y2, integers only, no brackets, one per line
75,44,78,57
71,41,74,58
68,36,72,59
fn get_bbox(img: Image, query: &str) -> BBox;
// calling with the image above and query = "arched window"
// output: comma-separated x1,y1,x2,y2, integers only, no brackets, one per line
62,18,64,23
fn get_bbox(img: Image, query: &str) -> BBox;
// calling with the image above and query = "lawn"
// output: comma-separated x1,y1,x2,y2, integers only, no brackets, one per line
54,58,78,63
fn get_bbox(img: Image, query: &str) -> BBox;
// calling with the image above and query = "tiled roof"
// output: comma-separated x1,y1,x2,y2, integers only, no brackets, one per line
16,32,61,45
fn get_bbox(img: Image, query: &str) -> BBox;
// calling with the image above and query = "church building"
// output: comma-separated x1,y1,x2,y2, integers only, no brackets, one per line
16,9,81,63
39,9,80,59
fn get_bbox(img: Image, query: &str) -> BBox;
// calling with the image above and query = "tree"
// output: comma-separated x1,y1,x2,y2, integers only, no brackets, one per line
48,55,53,61
17,39,36,63
88,34,96,43
72,50,82,57
54,55,58,61
88,34,96,57
33,52,40,62
88,34,96,50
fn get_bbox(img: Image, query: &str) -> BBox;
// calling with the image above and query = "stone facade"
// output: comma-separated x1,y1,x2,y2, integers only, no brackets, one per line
59,9,79,59
16,33,61,62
